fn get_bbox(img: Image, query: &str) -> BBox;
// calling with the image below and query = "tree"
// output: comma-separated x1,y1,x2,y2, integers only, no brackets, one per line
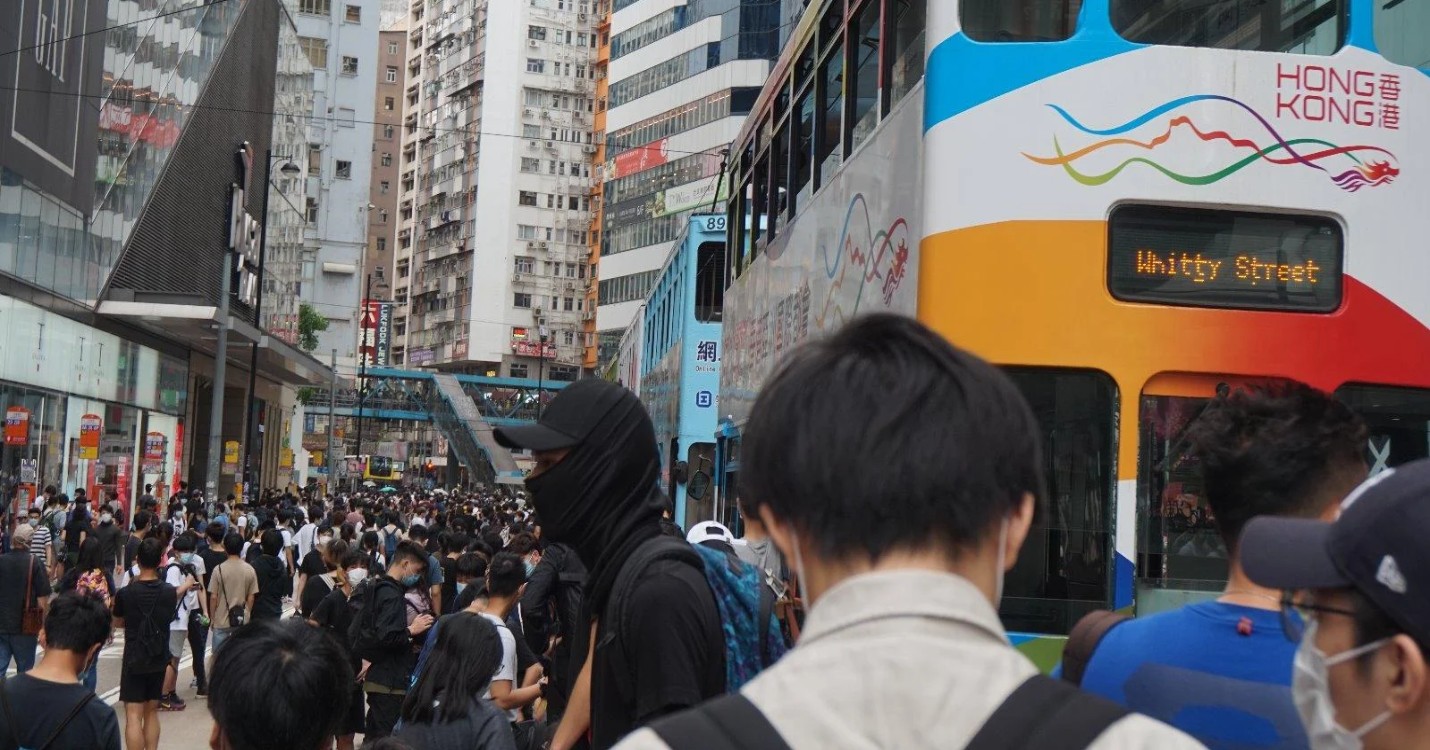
298,303,328,352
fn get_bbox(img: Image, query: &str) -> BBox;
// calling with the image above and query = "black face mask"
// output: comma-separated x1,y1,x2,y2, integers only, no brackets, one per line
525,395,664,614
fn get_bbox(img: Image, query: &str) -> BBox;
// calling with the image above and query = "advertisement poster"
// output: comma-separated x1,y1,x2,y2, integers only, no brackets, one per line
4,406,30,446
222,440,240,474
78,414,102,459
143,432,166,473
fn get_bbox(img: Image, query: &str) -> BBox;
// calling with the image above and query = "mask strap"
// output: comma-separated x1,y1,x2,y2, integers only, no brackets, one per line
1325,637,1392,667
1353,709,1392,740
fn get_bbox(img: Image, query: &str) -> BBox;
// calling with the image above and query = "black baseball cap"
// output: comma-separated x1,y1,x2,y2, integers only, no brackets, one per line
1241,457,1430,646
494,378,634,452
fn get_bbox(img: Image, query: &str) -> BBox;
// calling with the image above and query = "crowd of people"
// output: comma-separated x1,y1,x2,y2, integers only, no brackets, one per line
2,314,1430,750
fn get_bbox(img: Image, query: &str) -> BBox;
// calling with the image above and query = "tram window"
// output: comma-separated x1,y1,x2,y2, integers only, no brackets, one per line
1137,394,1229,612
962,0,1081,42
694,242,725,322
769,121,788,237
1001,368,1116,636
1335,385,1430,472
820,0,844,54
752,155,768,256
816,50,844,189
848,0,881,152
1374,0,1430,68
883,0,925,112
793,86,815,210
1112,0,1346,54
795,40,816,91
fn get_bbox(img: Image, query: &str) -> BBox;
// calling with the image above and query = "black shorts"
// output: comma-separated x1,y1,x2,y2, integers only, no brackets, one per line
119,669,166,703
341,684,365,736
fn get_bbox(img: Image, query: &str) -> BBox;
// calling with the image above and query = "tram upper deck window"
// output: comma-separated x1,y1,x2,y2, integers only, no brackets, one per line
1001,368,1116,636
962,0,1082,42
1375,0,1430,68
1112,0,1346,53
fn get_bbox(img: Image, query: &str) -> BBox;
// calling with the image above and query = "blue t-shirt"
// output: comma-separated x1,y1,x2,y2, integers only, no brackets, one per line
1075,601,1306,749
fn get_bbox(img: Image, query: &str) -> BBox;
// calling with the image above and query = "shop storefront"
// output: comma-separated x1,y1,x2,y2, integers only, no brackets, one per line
0,296,187,520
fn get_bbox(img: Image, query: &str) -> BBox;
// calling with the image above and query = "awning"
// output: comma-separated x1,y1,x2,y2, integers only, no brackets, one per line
97,299,334,387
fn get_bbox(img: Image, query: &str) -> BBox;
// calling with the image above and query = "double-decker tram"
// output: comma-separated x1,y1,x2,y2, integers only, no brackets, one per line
715,0,1430,667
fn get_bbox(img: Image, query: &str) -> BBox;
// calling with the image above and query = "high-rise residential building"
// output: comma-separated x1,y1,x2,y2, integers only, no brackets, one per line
367,26,406,307
399,0,599,380
592,0,788,366
290,0,380,369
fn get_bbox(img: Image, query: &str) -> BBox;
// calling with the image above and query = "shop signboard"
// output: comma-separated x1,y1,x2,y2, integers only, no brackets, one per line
4,406,30,446
279,448,294,470
512,340,558,359
79,414,102,459
142,432,166,473
222,440,240,474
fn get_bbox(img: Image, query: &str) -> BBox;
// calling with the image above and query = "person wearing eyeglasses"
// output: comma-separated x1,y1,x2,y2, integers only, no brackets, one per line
1242,457,1430,750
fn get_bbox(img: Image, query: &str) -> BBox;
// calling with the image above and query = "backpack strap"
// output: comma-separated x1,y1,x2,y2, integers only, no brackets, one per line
1059,610,1131,687
604,535,701,704
36,691,95,750
966,674,1129,750
649,692,791,750
758,578,776,668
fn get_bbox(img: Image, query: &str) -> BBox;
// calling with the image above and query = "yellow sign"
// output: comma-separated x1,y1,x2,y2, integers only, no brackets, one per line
279,448,294,470
222,440,240,473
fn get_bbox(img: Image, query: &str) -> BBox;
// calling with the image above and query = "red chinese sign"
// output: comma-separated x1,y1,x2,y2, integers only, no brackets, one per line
4,406,30,446
610,138,669,181
511,341,557,359
79,414,102,460
143,432,167,474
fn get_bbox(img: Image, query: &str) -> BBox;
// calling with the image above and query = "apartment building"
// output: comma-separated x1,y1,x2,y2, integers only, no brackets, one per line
397,0,600,381
291,0,380,369
593,0,790,365
367,26,406,307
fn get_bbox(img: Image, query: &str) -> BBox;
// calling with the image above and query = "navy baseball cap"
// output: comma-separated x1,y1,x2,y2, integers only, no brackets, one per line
494,378,635,452
1241,458,1430,646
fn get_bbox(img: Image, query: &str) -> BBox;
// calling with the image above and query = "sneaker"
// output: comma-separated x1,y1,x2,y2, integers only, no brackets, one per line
195,688,208,698
158,697,179,712
166,692,187,710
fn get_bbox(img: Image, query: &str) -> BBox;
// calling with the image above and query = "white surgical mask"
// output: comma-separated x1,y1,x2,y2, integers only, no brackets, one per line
347,568,368,587
99,513,113,524
1292,619,1392,750
318,535,332,546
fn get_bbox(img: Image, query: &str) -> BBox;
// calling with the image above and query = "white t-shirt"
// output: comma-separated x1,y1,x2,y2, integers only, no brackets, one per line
479,612,519,721
165,557,207,631
295,523,318,561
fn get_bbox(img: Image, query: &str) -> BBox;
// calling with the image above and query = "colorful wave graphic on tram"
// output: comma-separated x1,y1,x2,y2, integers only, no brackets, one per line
1024,94,1400,192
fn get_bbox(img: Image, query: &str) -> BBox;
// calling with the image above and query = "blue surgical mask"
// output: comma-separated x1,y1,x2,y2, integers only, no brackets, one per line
524,560,537,577
455,581,468,595
401,573,422,588
181,553,196,565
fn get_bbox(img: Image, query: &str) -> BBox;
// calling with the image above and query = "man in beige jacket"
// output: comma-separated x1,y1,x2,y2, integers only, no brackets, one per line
618,315,1204,750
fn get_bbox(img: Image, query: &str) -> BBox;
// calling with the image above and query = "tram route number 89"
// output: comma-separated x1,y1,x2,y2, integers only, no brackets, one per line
705,217,726,231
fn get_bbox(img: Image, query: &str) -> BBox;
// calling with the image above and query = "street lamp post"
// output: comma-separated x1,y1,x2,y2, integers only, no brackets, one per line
536,326,548,419
354,273,374,490
240,151,301,502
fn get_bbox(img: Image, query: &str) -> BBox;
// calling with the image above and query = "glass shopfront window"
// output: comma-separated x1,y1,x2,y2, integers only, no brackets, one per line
1,385,66,515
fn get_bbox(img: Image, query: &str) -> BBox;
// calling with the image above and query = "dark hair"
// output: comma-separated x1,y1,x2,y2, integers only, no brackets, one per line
390,540,429,570
358,739,415,750
506,532,539,557
209,620,353,750
486,551,526,598
43,593,111,652
454,552,486,581
407,524,429,542
439,532,469,555
742,314,1044,561
1349,587,1428,676
261,529,284,557
340,550,367,569
361,530,380,552
133,510,153,532
399,612,502,726
224,532,245,556
207,522,227,543
1185,381,1368,553
323,539,350,571
136,537,164,569
172,532,197,553
76,537,103,572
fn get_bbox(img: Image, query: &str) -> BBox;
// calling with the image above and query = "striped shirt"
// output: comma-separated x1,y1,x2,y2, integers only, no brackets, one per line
28,524,52,560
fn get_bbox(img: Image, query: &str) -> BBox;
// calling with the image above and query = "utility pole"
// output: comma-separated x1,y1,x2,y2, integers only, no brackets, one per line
205,246,233,511
354,273,373,489
326,347,337,495
536,325,548,419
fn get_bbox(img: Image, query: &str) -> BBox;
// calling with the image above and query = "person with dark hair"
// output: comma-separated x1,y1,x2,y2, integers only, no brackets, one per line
208,618,354,750
158,532,208,710
209,532,260,653
408,524,445,616
57,536,116,691
122,510,154,586
199,522,229,588
91,503,124,577
520,539,586,723
438,532,469,616
465,552,542,722
113,536,177,750
1243,457,1430,750
1072,382,1369,748
362,530,388,575
312,550,371,750
252,528,292,621
355,539,435,739
452,552,488,612
0,593,120,748
621,315,1198,750
495,377,724,750
394,612,517,750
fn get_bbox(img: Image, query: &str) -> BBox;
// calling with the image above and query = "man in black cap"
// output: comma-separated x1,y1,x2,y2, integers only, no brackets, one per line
495,378,723,750
1242,457,1430,750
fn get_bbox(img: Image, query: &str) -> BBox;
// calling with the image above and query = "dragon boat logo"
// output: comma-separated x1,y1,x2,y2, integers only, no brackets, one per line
1024,94,1400,193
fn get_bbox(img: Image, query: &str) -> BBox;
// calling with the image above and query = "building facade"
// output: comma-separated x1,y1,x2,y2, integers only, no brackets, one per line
1,0,328,512
397,0,599,382
367,27,406,307
290,0,380,369
593,0,788,366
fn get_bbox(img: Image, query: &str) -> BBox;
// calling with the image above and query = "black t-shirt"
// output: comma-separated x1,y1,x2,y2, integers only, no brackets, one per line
0,674,121,750
0,552,52,634
300,570,334,619
91,522,124,568
198,548,228,588
300,549,327,578
122,536,140,572
252,555,290,620
311,587,357,665
591,557,724,750
65,506,90,548
112,578,177,674
439,556,459,615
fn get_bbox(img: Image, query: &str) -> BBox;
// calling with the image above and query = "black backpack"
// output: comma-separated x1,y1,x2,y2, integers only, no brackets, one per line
346,577,391,663
547,545,586,647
